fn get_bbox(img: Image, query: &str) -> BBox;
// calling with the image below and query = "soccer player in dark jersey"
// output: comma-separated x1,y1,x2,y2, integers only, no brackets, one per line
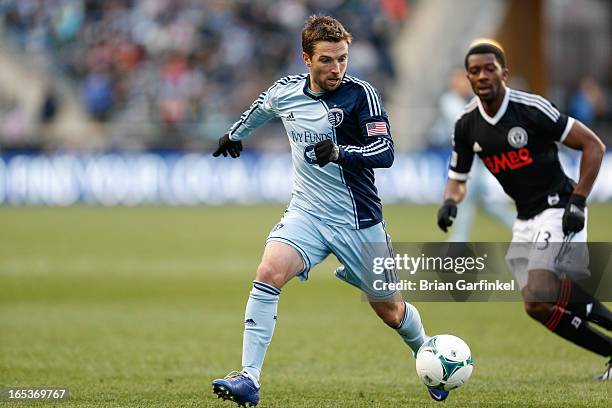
437,39,611,380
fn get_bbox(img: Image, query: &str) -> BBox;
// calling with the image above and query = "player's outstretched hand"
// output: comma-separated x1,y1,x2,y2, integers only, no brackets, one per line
562,194,586,236
314,139,339,167
437,199,458,233
213,134,243,158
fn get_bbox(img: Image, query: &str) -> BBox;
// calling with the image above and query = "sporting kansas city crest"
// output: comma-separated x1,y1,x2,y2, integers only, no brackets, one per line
327,107,344,127
303,144,317,164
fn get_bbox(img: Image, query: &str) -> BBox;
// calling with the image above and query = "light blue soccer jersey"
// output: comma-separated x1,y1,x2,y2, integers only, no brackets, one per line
228,74,394,230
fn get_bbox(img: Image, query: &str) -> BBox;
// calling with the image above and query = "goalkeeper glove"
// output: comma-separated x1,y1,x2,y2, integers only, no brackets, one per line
437,199,458,233
314,139,339,167
213,134,242,158
562,193,586,236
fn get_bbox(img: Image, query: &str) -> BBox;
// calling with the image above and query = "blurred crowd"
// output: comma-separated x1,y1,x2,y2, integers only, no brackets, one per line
0,0,409,150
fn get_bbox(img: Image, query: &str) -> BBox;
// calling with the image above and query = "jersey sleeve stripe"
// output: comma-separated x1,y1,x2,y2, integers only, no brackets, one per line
354,79,374,117
510,95,559,122
355,77,382,116
345,76,382,117
229,97,266,136
362,144,391,157
511,89,560,112
355,78,381,116
559,117,575,143
448,170,469,181
342,138,387,153
510,90,560,115
276,74,308,86
509,91,560,121
342,139,385,152
343,76,372,116
514,92,560,119
342,139,392,156
229,100,261,136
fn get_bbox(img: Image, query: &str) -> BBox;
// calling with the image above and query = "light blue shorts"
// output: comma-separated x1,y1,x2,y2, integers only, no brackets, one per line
266,206,398,299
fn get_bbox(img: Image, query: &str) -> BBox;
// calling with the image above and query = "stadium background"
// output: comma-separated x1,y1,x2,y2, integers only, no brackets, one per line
1,0,611,407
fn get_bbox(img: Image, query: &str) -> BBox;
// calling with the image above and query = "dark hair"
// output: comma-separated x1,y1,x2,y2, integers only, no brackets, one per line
464,42,506,69
302,15,352,57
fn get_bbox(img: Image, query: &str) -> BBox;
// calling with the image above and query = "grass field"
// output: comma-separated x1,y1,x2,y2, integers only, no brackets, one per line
1,205,611,407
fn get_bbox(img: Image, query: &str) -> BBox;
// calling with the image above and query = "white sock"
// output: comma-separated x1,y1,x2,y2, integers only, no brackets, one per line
395,302,426,355
241,280,280,387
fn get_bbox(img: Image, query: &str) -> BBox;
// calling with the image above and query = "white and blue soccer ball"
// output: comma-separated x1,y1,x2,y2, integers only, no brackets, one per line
415,334,474,391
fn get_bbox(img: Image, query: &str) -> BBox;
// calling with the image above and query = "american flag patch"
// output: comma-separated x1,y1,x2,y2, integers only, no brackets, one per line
366,122,388,136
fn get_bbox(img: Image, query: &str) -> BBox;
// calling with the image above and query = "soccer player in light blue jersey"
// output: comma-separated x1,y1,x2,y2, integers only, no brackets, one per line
211,16,440,405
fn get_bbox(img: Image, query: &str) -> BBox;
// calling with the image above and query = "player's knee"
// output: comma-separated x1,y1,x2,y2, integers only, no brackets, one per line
255,262,285,288
523,281,557,304
525,271,559,303
524,302,553,323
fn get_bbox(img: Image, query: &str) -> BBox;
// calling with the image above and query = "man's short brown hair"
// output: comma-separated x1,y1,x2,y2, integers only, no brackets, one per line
302,15,352,57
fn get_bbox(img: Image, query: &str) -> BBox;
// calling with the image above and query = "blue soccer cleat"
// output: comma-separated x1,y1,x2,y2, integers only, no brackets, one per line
427,386,449,402
212,371,260,407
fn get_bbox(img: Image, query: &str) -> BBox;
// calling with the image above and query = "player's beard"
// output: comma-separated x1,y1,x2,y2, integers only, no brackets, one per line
315,75,342,92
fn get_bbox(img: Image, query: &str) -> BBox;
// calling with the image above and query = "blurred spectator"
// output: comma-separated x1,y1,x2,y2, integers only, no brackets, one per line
0,98,27,146
569,77,606,126
40,86,60,124
80,72,114,121
0,0,408,150
427,68,472,148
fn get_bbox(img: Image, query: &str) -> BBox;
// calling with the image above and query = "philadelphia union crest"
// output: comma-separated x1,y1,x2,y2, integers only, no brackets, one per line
507,126,528,148
327,108,344,127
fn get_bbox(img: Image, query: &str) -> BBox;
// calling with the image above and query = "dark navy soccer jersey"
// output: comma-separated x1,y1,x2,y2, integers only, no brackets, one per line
228,74,394,229
449,87,576,219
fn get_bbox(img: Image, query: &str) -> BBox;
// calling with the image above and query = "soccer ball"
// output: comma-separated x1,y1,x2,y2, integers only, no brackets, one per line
415,334,474,391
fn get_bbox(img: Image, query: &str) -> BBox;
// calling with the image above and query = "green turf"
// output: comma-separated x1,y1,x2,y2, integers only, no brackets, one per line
1,205,611,407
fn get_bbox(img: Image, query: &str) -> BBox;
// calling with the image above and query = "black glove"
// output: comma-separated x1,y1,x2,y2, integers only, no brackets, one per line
562,193,586,235
314,139,339,167
437,199,458,233
213,134,243,158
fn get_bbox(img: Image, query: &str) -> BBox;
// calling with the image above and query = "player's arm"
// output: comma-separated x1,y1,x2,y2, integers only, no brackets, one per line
438,180,468,234
437,120,473,232
213,84,279,158
443,179,467,203
528,96,606,235
315,132,394,169
559,120,606,234
314,86,394,169
562,120,606,198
